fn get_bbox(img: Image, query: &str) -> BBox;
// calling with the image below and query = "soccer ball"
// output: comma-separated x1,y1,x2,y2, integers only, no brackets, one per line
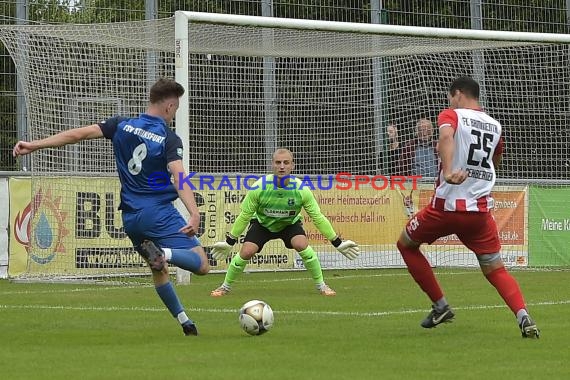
239,300,274,336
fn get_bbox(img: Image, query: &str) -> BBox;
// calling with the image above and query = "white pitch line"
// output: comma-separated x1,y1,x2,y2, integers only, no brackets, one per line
0,271,481,296
0,268,565,295
0,299,568,317
281,299,570,317
242,270,481,283
0,285,153,296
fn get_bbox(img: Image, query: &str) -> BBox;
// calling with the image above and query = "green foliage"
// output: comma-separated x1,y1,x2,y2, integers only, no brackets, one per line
74,0,146,23
164,0,259,16
0,1,15,23
28,0,76,23
0,131,17,170
0,43,17,171
273,0,369,22
483,0,570,33
381,0,569,32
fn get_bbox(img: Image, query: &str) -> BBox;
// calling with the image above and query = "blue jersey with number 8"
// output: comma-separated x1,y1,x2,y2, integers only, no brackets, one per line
99,114,183,212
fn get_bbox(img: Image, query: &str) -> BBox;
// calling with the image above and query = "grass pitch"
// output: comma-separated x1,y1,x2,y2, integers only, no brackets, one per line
1,268,568,380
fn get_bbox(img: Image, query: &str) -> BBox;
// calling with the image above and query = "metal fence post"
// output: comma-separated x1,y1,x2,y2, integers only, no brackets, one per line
471,0,487,107
262,0,277,170
371,0,388,174
16,0,29,171
146,0,158,89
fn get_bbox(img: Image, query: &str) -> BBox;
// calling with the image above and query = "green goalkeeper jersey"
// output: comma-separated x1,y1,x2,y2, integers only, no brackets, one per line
229,174,337,240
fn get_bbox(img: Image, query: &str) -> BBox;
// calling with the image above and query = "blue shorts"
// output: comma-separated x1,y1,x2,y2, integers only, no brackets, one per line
122,204,201,250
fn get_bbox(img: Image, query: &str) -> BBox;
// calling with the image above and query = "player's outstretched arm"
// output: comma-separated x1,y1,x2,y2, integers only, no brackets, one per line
211,189,259,260
439,125,467,184
12,124,103,157
170,159,200,236
492,136,504,170
492,154,502,170
301,188,360,260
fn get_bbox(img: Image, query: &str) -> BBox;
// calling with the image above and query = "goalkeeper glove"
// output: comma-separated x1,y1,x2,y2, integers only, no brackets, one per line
331,237,360,260
211,234,237,260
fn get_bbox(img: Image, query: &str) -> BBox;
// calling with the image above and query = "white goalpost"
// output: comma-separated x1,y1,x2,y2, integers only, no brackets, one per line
1,11,569,282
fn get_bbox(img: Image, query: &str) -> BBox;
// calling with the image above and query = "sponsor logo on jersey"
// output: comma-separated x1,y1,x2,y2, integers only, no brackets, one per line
263,208,293,218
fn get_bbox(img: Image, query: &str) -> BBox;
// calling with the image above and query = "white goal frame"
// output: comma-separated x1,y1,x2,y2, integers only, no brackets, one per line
173,10,570,176
2,11,570,283
171,11,570,281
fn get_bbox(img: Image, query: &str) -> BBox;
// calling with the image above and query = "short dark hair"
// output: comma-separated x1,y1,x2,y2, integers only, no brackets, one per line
449,76,479,99
149,78,185,103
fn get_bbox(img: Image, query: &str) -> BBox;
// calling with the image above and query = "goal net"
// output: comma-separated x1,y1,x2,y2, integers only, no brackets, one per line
1,12,568,282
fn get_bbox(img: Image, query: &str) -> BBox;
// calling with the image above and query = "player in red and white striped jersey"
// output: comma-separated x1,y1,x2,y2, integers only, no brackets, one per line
396,76,539,338
431,106,504,212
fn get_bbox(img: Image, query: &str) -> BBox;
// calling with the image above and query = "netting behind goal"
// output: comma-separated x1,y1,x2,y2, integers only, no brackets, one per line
1,19,175,282
1,12,568,282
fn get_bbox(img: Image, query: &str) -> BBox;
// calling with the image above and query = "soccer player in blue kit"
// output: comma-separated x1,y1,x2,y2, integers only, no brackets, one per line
13,78,209,336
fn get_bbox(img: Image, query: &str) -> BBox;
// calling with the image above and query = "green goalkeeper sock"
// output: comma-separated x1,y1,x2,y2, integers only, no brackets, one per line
298,246,324,285
224,254,249,287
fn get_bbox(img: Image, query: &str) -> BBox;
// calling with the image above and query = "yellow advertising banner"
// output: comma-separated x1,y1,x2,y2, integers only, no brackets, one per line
186,182,417,270
9,177,140,277
415,186,528,267
193,180,527,268
417,187,527,246
8,176,528,276
9,178,31,276
191,188,293,270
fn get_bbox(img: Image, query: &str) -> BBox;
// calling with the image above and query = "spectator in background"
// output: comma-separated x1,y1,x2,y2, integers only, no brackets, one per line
386,123,403,175
398,118,438,177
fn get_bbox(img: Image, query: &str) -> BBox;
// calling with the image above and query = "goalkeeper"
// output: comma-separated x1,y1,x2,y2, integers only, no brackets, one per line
210,148,360,297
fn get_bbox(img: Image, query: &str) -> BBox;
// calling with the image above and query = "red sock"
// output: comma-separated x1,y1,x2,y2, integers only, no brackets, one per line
485,266,526,315
397,241,443,303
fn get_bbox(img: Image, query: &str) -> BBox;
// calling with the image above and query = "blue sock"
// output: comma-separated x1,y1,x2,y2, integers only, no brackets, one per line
155,282,183,318
168,249,203,273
